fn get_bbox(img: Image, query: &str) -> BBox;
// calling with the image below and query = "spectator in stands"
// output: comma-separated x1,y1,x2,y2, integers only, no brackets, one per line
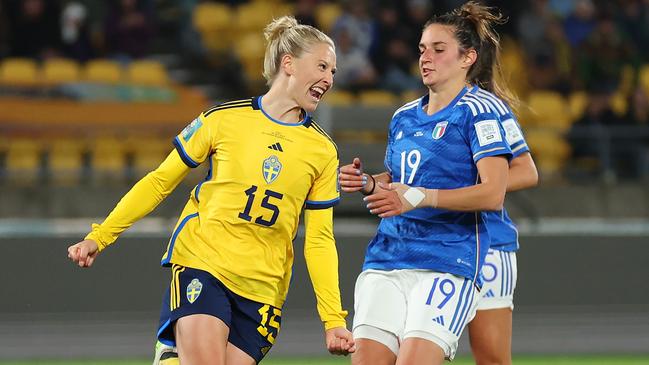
4,0,62,60
61,1,95,62
626,86,649,127
331,0,376,58
526,18,572,93
368,4,419,93
567,86,623,178
574,15,638,93
517,0,554,55
104,0,154,61
0,1,8,58
562,0,597,47
333,26,377,91
294,0,318,28
614,0,649,61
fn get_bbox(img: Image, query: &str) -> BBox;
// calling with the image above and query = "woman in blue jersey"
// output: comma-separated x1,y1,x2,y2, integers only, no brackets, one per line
67,16,355,365
464,87,538,365
339,2,515,364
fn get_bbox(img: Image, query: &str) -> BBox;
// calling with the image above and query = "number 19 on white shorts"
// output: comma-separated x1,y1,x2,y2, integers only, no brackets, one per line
353,269,479,359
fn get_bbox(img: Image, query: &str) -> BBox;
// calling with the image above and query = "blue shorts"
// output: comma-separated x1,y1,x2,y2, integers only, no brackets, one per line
157,265,282,363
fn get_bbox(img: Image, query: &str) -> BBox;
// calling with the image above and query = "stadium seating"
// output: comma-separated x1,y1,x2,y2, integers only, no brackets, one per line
323,90,355,106
0,58,38,86
500,37,529,97
42,58,81,84
401,90,424,104
127,60,169,86
193,2,233,52
618,64,636,96
234,32,266,82
234,1,293,33
84,60,123,84
47,138,86,185
526,129,571,176
525,91,572,132
641,64,649,96
90,137,127,182
568,91,588,122
5,138,42,184
315,2,343,33
358,90,399,106
127,136,172,178
610,91,628,116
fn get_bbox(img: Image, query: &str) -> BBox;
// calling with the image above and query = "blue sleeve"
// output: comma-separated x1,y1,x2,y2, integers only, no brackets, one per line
468,112,512,163
500,116,530,158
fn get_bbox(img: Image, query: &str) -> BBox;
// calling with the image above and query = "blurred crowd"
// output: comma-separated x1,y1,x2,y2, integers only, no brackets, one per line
1,0,649,181
0,0,156,62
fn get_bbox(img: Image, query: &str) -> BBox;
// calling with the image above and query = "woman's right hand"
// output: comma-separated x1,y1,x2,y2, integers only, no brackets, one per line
339,158,372,194
67,239,99,268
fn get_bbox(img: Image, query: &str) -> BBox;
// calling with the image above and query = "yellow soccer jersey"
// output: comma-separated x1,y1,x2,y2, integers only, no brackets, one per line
162,96,340,308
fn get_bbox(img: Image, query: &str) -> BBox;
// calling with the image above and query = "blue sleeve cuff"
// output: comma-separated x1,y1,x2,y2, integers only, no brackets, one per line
173,136,200,168
305,197,340,210
473,146,512,163
511,143,530,158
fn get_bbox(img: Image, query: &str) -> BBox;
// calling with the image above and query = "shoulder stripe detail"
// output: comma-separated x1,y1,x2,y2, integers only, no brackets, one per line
203,99,253,116
311,121,338,154
473,146,507,159
476,89,508,115
472,91,505,116
457,100,478,116
463,94,492,113
392,98,421,118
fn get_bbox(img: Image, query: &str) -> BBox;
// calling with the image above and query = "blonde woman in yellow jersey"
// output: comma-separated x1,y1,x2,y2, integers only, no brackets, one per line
67,16,355,365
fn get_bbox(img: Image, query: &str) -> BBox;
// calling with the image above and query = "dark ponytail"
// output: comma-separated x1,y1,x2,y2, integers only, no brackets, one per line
424,1,519,113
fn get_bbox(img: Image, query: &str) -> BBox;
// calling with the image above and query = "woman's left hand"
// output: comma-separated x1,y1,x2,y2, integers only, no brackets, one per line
364,182,427,218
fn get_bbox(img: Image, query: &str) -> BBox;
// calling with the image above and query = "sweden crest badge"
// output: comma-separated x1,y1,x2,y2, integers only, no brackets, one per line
186,278,203,304
262,155,282,184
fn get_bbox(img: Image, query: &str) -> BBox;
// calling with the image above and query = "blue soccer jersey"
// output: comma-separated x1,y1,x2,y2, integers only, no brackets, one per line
469,87,530,252
363,86,512,284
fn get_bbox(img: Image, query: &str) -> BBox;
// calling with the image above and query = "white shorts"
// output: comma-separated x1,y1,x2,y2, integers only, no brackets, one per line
352,269,479,360
474,249,517,311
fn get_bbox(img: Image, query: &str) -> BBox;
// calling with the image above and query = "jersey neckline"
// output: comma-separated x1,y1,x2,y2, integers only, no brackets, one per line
416,86,471,121
254,95,312,127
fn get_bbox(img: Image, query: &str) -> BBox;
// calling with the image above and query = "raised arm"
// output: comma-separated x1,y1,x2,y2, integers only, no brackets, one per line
303,207,356,355
67,151,191,267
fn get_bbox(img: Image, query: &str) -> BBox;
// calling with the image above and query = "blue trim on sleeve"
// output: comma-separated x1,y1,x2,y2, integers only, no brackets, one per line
161,212,199,265
305,197,340,210
473,147,512,163
511,142,530,158
172,136,200,168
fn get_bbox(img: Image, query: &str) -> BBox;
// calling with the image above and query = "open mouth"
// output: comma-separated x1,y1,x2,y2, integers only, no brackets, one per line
309,86,325,101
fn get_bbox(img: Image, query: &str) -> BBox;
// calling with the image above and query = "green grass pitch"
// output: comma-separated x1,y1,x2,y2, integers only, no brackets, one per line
1,355,649,365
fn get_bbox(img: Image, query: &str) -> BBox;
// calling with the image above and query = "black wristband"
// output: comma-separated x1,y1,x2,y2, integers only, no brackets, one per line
362,174,376,196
